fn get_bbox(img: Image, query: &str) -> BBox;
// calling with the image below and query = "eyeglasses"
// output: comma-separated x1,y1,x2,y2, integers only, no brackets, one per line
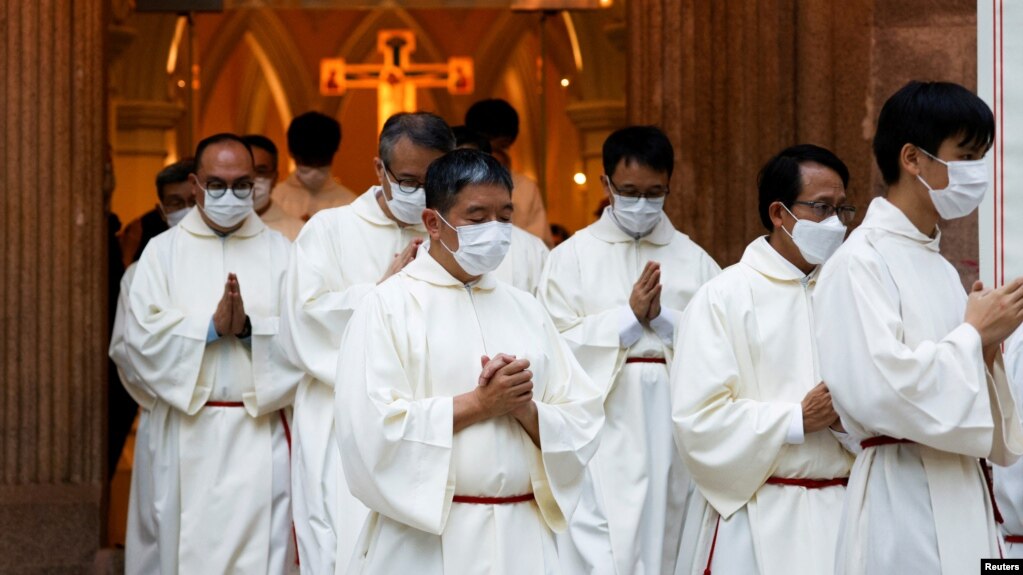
607,177,670,200
198,178,254,199
792,201,857,224
161,196,196,212
384,165,425,194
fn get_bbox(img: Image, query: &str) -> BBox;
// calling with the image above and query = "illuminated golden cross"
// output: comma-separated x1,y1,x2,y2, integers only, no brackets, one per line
320,30,474,131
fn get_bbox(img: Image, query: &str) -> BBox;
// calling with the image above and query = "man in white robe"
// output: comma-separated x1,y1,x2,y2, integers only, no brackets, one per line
539,126,720,575
996,328,1023,558
273,111,356,221
244,134,304,241
336,148,603,574
813,81,1023,575
122,133,302,574
280,112,453,575
672,144,857,575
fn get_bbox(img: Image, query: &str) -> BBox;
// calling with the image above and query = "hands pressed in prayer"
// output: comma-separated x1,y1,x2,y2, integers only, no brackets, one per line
213,273,248,337
965,278,1023,356
801,382,839,433
475,357,533,418
379,238,424,284
478,354,542,447
631,261,662,323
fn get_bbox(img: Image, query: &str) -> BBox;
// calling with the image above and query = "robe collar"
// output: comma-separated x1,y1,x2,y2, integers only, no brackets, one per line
179,206,265,239
353,185,427,232
403,247,499,291
589,206,675,246
860,197,942,252
741,235,819,284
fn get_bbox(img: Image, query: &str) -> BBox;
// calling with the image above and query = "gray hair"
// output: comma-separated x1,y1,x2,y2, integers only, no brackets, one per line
425,149,513,215
378,112,455,165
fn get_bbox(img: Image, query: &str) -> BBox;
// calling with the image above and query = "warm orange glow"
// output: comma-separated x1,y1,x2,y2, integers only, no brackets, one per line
165,15,187,75
573,172,587,186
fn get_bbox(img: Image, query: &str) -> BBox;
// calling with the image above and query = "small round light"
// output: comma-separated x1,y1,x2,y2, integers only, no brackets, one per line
573,172,587,186
177,80,186,88
560,78,570,88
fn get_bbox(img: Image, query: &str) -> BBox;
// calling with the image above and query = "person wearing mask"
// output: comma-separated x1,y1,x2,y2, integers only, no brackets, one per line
120,134,302,574
273,111,356,221
335,148,604,574
539,125,720,575
813,81,1023,575
672,144,856,575
243,134,303,241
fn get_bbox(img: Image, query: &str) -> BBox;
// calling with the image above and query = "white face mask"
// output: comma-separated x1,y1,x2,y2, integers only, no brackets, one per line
164,206,188,228
611,193,664,238
436,211,513,276
782,204,847,265
295,165,331,191
384,173,427,225
916,147,989,219
252,177,273,212
200,190,252,229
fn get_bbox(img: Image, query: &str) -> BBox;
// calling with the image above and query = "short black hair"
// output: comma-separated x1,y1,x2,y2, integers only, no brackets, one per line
425,149,513,215
451,125,493,154
242,134,278,166
602,125,674,178
873,81,995,184
378,112,455,166
757,144,850,231
464,99,519,143
194,133,253,174
287,111,341,167
155,157,195,200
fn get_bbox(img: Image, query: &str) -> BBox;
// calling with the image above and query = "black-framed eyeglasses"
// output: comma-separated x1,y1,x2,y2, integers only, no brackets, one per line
198,178,254,199
792,200,857,224
607,177,670,200
384,165,425,194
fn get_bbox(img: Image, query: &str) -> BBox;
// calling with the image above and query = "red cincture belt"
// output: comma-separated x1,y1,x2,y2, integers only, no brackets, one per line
765,476,849,489
452,493,535,505
703,475,847,574
1007,535,1023,544
859,435,1005,526
625,357,666,364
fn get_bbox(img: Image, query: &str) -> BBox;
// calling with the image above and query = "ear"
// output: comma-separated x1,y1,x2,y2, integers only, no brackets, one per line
899,143,923,178
768,201,788,232
422,208,443,241
601,175,615,204
190,173,203,206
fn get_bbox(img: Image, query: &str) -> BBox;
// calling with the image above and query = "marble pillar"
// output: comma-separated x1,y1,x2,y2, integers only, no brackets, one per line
0,0,107,572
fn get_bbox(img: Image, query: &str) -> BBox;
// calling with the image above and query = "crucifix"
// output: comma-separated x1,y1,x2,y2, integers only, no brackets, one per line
320,30,474,131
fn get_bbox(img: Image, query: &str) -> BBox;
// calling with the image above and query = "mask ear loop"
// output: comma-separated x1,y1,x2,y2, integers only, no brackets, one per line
433,210,460,255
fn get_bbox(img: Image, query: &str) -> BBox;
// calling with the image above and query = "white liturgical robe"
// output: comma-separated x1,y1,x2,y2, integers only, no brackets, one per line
996,328,1023,558
672,236,854,575
335,250,604,575
539,208,720,575
813,197,1023,575
122,208,302,575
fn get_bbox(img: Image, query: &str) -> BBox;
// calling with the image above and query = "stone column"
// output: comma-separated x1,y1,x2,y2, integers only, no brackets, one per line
627,0,873,267
0,0,107,572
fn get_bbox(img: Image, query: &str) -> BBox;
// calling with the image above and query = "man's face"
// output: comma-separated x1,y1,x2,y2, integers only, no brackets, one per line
375,136,445,200
191,141,255,212
786,162,848,223
160,180,195,218
251,146,278,185
427,183,514,252
603,159,671,205
916,135,989,193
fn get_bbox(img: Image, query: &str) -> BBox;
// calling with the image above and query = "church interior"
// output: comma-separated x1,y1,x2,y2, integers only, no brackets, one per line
0,0,985,572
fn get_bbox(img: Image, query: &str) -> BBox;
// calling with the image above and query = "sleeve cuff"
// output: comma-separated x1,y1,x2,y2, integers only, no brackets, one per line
649,307,681,346
618,305,644,349
785,404,805,444
206,317,220,344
